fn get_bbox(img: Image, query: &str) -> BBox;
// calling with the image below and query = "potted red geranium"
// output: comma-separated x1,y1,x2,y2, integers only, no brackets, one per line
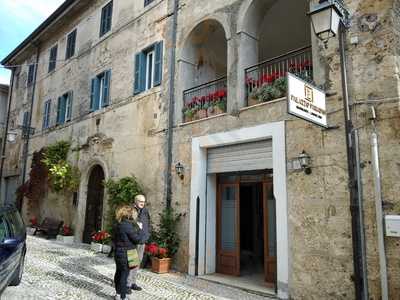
145,243,171,273
56,224,74,244
91,230,111,253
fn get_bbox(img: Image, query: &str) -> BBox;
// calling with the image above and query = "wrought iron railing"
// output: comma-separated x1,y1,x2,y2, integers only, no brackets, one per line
182,77,227,123
245,46,313,106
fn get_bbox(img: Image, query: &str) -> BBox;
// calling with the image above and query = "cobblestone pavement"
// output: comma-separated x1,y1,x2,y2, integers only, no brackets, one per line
1,236,274,300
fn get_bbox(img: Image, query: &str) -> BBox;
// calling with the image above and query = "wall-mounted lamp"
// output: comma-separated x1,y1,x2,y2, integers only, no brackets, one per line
175,162,184,180
308,0,350,47
298,150,312,175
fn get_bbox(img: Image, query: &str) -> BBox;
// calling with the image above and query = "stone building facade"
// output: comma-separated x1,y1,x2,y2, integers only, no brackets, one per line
1,0,399,299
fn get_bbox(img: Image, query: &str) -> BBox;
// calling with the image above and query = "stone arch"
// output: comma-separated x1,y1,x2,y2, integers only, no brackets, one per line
177,17,231,122
75,158,110,242
236,0,312,106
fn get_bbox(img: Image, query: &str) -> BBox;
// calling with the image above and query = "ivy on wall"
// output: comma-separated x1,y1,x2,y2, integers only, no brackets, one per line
17,140,80,206
42,141,80,193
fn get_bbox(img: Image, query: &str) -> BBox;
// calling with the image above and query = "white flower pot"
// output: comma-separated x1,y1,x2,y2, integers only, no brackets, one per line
26,227,36,236
102,244,112,254
91,242,103,252
56,235,75,244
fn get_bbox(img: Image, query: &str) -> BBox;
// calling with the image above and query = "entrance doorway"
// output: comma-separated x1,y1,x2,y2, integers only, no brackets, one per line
216,172,276,287
83,165,105,243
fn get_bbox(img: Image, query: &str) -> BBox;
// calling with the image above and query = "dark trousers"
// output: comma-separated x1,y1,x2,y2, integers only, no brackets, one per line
114,249,129,299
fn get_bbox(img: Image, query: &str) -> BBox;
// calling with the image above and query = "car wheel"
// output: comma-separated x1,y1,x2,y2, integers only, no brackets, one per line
10,254,25,286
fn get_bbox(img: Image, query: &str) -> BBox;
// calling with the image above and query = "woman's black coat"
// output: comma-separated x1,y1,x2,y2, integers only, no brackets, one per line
112,219,144,250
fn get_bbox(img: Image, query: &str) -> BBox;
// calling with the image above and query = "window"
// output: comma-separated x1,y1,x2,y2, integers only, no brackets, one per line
23,111,29,127
134,41,163,95
66,29,77,59
48,45,58,72
144,0,155,6
100,1,113,37
27,64,35,85
43,100,51,129
90,70,111,111
57,91,73,125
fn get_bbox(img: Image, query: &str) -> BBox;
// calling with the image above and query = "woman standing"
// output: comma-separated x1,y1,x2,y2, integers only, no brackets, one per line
113,205,144,300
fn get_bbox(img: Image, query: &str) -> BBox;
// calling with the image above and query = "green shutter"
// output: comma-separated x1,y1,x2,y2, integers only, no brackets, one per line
90,78,96,111
154,41,163,86
134,53,141,94
57,97,62,124
67,91,73,121
102,70,111,107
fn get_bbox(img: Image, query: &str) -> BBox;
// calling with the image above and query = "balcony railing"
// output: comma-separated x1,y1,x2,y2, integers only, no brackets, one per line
182,77,227,123
245,46,313,107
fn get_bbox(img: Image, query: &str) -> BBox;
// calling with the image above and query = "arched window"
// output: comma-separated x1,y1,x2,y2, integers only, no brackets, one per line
180,20,228,122
240,0,312,106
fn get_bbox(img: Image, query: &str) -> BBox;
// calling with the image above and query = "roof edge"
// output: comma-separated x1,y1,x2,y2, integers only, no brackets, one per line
1,0,76,66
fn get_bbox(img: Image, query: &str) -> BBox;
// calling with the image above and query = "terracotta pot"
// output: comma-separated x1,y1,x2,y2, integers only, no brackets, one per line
184,116,191,123
247,97,260,107
213,106,225,115
197,109,207,119
151,257,172,274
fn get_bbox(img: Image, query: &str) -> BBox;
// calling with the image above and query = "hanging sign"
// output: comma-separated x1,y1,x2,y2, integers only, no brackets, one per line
287,73,327,128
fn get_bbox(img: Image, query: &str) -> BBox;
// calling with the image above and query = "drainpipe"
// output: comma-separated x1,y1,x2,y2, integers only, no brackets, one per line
0,67,16,205
338,26,368,300
21,45,40,194
164,0,179,208
370,106,389,300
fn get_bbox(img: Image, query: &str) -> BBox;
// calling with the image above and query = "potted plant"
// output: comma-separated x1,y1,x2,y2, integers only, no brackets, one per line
27,216,38,235
56,224,74,244
183,107,194,123
145,243,171,273
148,207,181,273
91,230,111,253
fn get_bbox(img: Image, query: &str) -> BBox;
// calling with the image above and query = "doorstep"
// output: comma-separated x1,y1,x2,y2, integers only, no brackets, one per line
198,273,276,298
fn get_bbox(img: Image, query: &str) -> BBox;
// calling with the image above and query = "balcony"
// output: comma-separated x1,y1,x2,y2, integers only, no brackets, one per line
182,77,227,123
245,46,313,107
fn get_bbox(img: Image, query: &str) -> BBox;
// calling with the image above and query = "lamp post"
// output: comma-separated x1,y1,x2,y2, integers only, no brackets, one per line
308,1,370,300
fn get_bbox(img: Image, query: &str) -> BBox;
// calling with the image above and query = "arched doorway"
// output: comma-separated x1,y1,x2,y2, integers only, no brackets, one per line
82,165,105,243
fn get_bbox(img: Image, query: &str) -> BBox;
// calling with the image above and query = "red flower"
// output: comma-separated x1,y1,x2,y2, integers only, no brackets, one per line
30,217,38,226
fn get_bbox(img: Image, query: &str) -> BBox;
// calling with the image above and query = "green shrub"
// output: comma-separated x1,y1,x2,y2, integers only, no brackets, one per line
104,176,144,232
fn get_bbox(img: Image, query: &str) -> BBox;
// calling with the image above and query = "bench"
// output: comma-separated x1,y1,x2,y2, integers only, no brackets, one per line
33,218,63,239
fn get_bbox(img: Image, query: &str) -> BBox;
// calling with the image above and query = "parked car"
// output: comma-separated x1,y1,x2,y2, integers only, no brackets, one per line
0,204,26,295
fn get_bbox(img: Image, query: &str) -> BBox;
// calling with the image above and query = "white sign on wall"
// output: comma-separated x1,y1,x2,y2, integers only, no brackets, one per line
287,73,327,128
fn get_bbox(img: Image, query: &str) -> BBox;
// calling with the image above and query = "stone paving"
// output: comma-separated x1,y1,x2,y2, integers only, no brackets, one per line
1,236,274,300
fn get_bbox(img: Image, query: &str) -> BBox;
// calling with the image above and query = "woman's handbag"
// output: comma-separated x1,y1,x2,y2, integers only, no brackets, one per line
127,248,140,269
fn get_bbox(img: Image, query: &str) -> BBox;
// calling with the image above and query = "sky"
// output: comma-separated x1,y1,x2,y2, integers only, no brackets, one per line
0,0,64,85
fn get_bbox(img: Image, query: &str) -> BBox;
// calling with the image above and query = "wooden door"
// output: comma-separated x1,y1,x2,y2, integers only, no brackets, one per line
83,165,105,243
216,183,240,276
263,181,277,285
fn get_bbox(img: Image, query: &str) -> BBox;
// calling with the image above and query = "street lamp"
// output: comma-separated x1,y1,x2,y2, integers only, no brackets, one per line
308,2,371,300
308,0,351,46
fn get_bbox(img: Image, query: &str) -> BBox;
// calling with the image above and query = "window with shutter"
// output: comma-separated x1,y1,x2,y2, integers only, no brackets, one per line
100,1,113,37
43,100,51,129
134,41,163,95
57,92,73,124
90,70,112,112
27,64,35,85
66,29,77,59
48,45,58,73
144,0,155,7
